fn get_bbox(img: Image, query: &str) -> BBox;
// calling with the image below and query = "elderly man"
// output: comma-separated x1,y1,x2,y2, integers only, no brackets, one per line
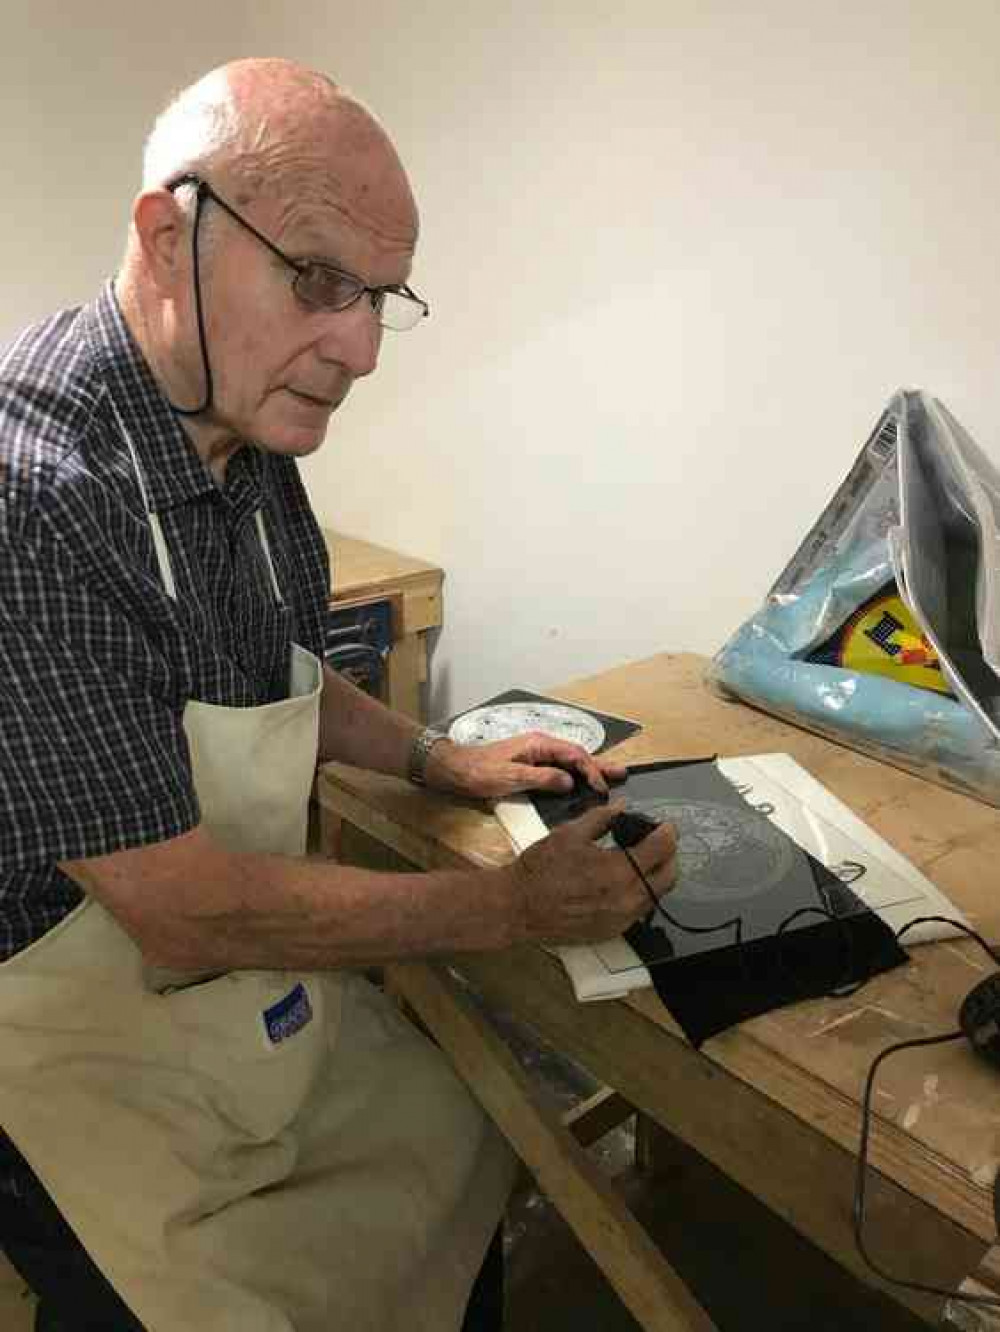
0,58,676,1332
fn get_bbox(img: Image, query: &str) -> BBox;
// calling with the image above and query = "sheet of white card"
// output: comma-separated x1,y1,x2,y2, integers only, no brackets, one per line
493,752,971,1002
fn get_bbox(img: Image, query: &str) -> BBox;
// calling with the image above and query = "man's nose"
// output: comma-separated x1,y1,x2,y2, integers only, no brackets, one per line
315,299,382,378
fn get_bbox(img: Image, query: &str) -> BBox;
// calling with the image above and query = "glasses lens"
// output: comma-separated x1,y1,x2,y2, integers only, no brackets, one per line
379,289,429,332
294,265,364,311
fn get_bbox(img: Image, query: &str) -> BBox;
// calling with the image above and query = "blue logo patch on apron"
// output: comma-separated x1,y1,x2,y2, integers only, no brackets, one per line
262,982,313,1046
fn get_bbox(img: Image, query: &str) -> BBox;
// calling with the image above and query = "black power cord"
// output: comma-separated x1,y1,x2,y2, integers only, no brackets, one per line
618,828,1000,1314
850,916,1000,1311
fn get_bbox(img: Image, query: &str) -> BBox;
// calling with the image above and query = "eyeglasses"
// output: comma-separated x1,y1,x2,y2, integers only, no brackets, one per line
166,174,429,332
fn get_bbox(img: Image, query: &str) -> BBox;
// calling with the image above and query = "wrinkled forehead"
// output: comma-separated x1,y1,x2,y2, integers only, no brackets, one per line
228,97,419,253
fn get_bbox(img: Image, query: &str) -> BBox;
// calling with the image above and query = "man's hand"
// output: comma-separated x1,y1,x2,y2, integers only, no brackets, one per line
423,732,626,801
501,803,678,946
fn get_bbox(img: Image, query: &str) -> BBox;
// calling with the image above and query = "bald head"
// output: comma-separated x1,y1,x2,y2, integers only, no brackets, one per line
116,59,424,474
140,58,417,245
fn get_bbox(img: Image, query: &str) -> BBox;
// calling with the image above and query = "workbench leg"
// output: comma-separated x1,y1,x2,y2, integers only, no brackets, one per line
388,960,718,1332
384,633,423,721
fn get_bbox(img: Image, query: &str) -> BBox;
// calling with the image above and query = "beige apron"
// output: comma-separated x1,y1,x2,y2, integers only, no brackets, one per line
0,422,515,1330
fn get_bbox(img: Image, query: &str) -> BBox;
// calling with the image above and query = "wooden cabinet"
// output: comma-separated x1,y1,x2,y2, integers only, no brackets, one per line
323,530,443,723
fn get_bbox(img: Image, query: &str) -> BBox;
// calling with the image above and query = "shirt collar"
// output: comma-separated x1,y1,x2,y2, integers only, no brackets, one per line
82,281,266,514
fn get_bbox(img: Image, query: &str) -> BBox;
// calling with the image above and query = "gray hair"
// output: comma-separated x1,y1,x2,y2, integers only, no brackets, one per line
142,69,254,197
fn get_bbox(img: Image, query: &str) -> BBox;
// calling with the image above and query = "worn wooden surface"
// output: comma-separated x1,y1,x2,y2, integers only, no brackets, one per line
325,529,443,636
316,650,1000,1322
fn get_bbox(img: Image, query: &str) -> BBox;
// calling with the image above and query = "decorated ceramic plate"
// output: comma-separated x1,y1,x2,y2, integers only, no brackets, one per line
448,701,606,752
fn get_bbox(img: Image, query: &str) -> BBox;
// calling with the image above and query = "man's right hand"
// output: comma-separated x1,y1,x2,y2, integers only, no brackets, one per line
61,804,678,972
504,804,678,946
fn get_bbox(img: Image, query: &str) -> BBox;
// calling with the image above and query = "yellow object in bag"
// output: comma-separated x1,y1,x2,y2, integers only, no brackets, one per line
711,390,1000,806
808,584,952,696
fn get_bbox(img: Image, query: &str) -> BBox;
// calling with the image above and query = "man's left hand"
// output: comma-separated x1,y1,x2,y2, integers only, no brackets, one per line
422,732,627,801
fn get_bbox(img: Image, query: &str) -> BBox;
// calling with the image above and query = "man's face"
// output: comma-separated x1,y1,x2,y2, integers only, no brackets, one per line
182,162,417,458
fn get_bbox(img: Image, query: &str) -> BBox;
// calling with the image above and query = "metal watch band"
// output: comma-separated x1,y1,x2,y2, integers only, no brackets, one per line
407,726,447,786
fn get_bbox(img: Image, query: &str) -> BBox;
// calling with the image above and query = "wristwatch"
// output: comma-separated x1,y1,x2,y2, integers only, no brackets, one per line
407,726,448,786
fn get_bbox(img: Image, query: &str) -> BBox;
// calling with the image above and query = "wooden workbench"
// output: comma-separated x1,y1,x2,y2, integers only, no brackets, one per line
316,652,1000,1329
324,529,443,721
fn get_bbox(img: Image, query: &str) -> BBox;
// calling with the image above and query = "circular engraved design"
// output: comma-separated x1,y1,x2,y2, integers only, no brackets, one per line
640,799,795,903
449,702,606,753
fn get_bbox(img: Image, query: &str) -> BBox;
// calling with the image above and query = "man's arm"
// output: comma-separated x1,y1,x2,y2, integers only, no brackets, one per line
73,664,671,973
59,661,679,971
318,663,630,799
60,807,677,972
318,662,421,775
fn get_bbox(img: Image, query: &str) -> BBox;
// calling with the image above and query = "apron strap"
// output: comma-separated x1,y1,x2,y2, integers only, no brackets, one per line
255,509,286,607
109,392,284,607
148,514,179,600
109,397,179,600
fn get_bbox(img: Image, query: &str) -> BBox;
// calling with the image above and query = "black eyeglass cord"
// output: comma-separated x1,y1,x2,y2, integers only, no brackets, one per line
170,182,214,418
621,849,1000,1313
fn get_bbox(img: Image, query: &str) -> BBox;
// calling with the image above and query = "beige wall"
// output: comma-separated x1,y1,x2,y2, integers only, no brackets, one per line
5,2,1000,715
0,1,257,333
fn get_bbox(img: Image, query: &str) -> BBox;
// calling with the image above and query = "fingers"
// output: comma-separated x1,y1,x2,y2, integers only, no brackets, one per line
547,747,628,794
496,731,633,800
510,734,606,792
623,823,679,897
510,809,679,946
567,800,626,841
574,754,612,794
517,766,575,795
544,757,612,795
629,820,678,869
559,806,678,877
596,758,628,786
517,759,599,795
540,800,625,847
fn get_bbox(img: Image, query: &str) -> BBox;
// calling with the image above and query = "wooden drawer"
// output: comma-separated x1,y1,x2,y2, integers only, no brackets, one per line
324,594,398,700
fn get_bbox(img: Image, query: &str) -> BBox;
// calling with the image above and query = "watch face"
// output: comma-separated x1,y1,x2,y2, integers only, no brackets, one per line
448,702,606,752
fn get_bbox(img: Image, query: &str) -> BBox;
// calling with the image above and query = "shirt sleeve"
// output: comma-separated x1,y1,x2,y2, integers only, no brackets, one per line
0,531,200,868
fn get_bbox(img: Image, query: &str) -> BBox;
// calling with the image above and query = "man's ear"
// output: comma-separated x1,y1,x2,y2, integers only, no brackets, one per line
130,190,190,295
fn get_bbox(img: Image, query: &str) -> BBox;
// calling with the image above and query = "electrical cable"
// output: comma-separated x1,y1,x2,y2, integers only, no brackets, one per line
621,845,743,949
849,916,1000,1310
620,844,860,1000
620,840,1000,1311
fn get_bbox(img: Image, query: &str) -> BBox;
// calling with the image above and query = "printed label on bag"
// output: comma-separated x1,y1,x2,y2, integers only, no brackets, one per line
807,582,952,696
262,982,313,1046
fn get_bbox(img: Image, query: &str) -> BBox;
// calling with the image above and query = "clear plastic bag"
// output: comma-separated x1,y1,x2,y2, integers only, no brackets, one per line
708,389,1000,806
